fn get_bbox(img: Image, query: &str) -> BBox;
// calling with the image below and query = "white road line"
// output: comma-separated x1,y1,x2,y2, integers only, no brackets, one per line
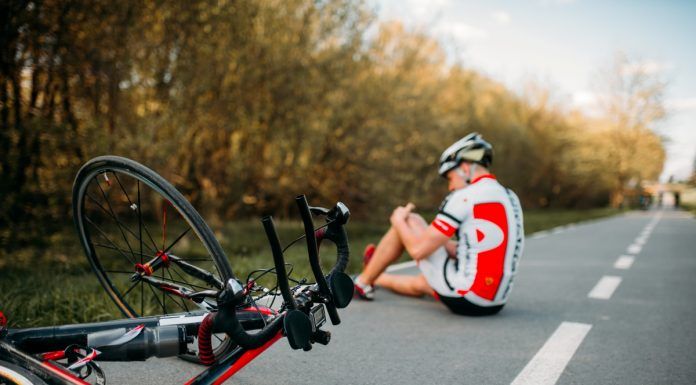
510,322,593,385
614,255,635,270
627,244,642,255
588,276,622,299
386,260,417,272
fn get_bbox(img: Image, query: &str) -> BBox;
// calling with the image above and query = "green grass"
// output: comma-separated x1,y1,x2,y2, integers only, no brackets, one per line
523,208,621,233
681,187,696,216
0,208,620,327
681,203,696,216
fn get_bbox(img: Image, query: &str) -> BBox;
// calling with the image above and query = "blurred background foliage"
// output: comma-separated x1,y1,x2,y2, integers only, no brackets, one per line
1,0,667,242
0,0,673,326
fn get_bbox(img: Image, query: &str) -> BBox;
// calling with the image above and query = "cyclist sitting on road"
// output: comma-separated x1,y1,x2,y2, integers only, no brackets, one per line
353,133,524,315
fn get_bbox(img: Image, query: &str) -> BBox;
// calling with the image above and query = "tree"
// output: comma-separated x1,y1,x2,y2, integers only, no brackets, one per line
0,1,670,241
593,52,667,207
689,148,696,186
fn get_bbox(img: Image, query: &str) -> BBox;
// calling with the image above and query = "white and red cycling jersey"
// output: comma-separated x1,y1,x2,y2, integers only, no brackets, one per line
419,174,524,307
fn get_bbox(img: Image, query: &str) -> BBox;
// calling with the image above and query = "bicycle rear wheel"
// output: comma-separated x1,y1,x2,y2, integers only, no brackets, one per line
73,156,234,318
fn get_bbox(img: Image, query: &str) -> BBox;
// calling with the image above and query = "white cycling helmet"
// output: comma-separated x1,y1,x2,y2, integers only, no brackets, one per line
438,133,493,177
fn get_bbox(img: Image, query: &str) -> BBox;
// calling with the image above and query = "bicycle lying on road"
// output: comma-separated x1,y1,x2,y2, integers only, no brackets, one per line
0,156,354,384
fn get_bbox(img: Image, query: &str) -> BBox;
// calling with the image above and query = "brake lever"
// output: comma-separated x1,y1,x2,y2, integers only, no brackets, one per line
309,206,330,216
309,202,350,225
188,290,220,303
328,202,350,225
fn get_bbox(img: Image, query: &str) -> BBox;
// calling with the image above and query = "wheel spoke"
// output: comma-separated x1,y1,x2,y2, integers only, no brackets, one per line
122,280,140,298
161,202,167,251
162,227,192,254
161,262,166,312
140,223,160,255
113,174,160,253
145,281,166,314
93,243,153,259
95,177,139,261
86,191,156,254
85,216,137,265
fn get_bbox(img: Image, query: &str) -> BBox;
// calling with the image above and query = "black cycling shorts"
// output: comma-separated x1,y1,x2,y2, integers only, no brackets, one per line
438,295,504,316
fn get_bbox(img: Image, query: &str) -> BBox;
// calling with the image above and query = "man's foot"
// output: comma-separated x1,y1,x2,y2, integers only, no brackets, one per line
353,276,375,301
363,243,376,268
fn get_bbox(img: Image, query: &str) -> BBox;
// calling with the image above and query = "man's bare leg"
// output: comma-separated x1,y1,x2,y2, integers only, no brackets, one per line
375,273,433,297
357,214,429,287
357,227,404,285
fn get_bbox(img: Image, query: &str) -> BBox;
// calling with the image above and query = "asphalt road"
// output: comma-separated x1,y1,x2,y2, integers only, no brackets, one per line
100,208,696,384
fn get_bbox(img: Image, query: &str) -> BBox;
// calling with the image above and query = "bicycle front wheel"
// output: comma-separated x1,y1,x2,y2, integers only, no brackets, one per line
73,156,234,318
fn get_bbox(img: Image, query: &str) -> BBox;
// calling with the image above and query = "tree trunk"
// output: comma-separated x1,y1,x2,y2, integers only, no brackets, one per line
0,80,9,175
12,72,29,194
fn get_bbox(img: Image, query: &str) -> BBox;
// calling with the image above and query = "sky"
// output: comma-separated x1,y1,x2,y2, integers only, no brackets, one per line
370,0,696,181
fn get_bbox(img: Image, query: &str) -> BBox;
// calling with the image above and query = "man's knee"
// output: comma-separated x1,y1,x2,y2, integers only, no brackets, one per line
406,213,428,229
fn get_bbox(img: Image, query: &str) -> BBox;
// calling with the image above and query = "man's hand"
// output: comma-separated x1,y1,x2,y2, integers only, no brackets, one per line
390,203,415,225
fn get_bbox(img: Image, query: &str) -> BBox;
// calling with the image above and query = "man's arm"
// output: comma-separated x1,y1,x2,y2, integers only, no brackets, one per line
445,240,457,257
390,204,450,261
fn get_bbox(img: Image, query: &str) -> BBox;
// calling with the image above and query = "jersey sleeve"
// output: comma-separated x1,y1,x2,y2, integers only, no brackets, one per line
431,191,467,237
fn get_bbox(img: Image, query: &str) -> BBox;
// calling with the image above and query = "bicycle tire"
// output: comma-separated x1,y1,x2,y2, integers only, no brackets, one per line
0,360,48,385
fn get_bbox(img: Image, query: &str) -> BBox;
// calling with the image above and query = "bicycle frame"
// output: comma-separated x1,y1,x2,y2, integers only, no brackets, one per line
1,308,282,385
1,194,353,385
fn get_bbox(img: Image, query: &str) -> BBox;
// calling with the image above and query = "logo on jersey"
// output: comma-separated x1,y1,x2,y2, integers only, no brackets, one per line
470,202,509,301
471,217,505,252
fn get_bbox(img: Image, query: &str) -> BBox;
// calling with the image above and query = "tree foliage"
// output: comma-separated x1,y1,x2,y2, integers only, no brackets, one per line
0,0,666,235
